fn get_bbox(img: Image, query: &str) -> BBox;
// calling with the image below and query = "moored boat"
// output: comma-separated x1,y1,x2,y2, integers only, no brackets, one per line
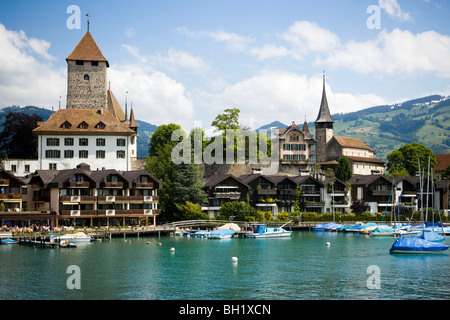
1,238,18,244
246,224,292,238
207,228,235,239
59,232,92,243
389,237,449,254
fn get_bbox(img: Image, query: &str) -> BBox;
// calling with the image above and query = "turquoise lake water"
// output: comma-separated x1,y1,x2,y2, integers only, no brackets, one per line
0,231,449,300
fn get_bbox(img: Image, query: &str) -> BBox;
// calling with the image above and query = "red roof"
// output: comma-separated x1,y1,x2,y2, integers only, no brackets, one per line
435,154,450,172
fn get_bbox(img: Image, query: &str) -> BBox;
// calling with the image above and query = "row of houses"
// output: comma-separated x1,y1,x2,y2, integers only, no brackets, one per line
0,163,162,227
202,170,449,219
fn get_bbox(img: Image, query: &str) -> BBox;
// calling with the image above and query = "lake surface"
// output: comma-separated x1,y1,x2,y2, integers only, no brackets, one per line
0,231,449,300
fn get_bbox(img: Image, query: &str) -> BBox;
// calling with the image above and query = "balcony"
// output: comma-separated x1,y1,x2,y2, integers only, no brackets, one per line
372,190,391,196
134,182,154,189
0,194,22,200
0,179,9,186
97,196,116,203
68,181,90,188
102,182,124,189
60,210,97,216
213,191,241,200
257,189,277,196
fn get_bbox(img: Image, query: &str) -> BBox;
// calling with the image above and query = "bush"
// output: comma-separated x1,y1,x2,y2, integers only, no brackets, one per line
277,212,289,221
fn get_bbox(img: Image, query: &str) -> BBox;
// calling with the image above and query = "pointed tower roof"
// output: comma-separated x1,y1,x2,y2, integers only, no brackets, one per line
315,74,333,124
129,106,138,129
302,120,311,136
66,31,109,67
107,90,126,122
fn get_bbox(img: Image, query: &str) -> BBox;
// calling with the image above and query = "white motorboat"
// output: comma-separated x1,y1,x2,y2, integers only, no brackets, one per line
246,223,292,238
59,232,92,243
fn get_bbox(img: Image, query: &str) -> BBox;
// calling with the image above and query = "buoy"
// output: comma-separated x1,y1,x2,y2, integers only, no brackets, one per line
157,243,162,246
170,247,175,252
326,242,331,246
231,257,238,262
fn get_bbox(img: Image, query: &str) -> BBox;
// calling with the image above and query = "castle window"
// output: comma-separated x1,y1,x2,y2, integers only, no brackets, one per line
117,138,126,147
61,121,72,129
95,122,106,130
65,138,74,146
64,150,74,158
91,61,98,66
78,121,89,129
96,138,106,146
117,150,125,159
79,150,89,159
96,150,105,159
79,138,89,146
84,74,90,81
76,60,84,65
46,138,60,146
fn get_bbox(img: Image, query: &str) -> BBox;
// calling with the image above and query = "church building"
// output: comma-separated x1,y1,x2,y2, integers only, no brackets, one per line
314,75,385,175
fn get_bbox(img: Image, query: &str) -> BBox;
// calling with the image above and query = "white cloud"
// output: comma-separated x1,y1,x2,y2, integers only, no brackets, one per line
201,70,387,130
108,64,194,128
122,44,206,72
379,0,413,21
206,29,255,52
320,28,450,78
0,23,65,109
279,21,341,60
250,44,289,61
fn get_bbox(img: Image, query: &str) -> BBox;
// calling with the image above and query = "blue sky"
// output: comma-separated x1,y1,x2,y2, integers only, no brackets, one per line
1,0,449,133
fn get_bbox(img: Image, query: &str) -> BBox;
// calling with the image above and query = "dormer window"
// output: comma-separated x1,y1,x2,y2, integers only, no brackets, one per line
84,74,90,81
60,121,72,129
78,121,89,129
95,122,106,130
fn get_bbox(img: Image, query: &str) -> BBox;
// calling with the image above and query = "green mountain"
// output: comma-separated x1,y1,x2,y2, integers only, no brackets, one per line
0,106,158,158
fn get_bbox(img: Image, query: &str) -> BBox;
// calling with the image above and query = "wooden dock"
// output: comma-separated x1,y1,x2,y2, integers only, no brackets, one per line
16,236,76,248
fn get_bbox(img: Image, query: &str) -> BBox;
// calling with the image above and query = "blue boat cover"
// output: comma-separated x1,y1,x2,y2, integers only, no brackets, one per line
390,237,449,253
419,230,445,243
209,229,235,236
1,238,17,243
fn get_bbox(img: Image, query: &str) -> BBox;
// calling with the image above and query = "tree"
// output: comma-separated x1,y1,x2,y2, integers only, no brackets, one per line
350,199,368,214
441,165,450,180
177,201,208,220
211,108,240,132
145,124,207,221
0,112,42,159
335,156,353,181
148,123,182,157
386,143,436,176
219,201,255,221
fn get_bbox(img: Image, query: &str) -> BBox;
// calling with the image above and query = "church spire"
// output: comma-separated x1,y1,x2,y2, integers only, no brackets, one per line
314,72,333,124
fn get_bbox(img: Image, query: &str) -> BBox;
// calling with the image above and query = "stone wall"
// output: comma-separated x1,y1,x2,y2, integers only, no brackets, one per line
66,60,108,110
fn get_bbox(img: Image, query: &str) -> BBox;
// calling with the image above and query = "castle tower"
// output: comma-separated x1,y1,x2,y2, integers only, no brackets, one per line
314,74,334,163
66,31,109,110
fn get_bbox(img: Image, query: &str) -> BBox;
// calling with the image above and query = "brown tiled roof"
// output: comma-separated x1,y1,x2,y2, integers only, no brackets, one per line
129,107,138,128
435,154,450,172
33,109,136,135
333,136,374,152
346,156,384,164
66,31,109,67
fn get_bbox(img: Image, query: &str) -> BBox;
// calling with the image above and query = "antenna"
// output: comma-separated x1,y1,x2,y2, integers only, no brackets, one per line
86,14,91,31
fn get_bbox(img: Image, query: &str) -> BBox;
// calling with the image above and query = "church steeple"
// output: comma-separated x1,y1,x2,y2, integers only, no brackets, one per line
315,73,333,125
314,72,334,164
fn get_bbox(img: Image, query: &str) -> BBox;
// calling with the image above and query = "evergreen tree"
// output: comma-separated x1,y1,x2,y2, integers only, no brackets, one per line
335,156,353,181
0,112,42,159
145,124,207,221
